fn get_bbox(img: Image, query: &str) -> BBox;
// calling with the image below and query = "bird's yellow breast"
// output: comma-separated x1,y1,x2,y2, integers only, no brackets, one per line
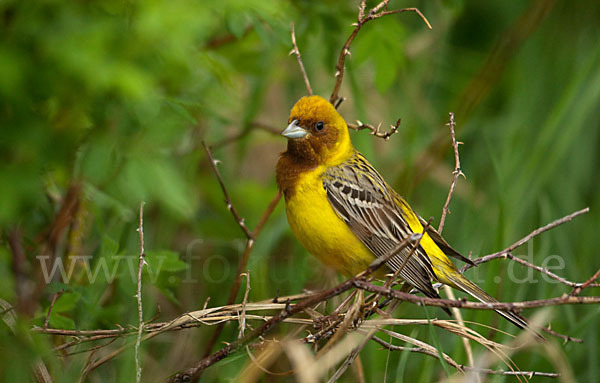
284,165,377,277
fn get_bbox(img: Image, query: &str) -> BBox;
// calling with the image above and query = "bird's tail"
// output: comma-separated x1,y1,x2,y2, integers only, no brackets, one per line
444,272,532,331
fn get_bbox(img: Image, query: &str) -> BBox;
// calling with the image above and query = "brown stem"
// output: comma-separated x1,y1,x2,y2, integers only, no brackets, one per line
329,2,431,105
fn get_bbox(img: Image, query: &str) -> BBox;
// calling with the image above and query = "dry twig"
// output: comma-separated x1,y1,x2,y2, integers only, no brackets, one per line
347,118,401,141
329,0,431,105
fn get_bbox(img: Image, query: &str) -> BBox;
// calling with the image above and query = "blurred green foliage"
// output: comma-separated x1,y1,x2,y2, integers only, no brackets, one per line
1,0,600,381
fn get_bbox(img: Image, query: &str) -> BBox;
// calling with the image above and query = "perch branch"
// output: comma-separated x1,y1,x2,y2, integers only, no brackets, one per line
166,233,420,382
353,279,600,310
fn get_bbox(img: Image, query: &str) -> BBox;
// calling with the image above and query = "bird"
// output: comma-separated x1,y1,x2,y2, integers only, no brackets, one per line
275,95,529,330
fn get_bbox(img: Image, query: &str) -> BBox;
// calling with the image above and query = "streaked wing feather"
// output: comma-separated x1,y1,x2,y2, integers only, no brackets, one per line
323,153,440,299
418,216,475,266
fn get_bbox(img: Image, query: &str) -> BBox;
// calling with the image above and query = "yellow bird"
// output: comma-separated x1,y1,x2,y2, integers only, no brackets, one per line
276,95,527,329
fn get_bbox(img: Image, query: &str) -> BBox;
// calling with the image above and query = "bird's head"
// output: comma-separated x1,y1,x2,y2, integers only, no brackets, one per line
282,96,354,166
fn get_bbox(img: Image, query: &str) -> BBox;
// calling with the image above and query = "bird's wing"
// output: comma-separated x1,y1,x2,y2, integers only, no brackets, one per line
323,153,440,299
417,216,475,266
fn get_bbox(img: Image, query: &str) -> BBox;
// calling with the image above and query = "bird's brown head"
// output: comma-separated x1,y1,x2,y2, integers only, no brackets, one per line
281,95,354,166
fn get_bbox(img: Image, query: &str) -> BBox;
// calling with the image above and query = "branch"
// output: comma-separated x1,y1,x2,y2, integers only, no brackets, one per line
434,112,476,372
202,142,253,238
570,267,600,296
461,207,591,273
329,1,431,105
167,231,417,382
347,118,401,141
353,279,600,311
290,23,313,96
43,289,64,329
374,336,560,379
198,191,281,362
438,112,465,233
135,202,146,383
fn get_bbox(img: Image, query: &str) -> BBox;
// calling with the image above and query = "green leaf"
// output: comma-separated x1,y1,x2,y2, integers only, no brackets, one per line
49,314,76,330
145,250,188,273
51,292,81,313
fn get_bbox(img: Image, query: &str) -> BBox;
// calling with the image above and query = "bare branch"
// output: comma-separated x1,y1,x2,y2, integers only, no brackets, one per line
43,289,64,329
167,230,416,382
347,118,401,141
461,207,590,273
436,112,475,372
199,191,281,363
438,112,465,233
329,2,431,105
353,279,600,311
374,336,560,379
202,142,253,238
570,267,600,296
290,23,313,96
135,202,146,383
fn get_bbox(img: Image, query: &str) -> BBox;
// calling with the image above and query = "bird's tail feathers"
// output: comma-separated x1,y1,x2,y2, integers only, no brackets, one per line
444,272,543,340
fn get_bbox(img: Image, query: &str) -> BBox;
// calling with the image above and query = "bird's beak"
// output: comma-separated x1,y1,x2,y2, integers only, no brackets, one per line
281,119,307,139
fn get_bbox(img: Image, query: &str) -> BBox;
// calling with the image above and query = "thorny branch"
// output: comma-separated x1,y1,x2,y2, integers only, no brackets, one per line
438,112,465,233
329,0,431,105
347,118,401,141
436,112,475,373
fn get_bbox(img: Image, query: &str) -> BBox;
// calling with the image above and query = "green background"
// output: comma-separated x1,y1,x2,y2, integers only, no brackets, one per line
1,0,599,381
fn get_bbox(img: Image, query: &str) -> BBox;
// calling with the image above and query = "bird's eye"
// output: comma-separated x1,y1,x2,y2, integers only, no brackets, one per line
316,121,324,131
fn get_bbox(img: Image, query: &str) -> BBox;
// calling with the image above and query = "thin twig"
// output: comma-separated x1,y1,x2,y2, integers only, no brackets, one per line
167,230,415,382
329,1,431,105
135,202,146,383
202,142,253,239
436,112,475,373
438,112,465,233
353,279,600,311
290,23,313,96
199,191,281,362
461,207,590,273
238,272,251,339
43,289,64,329
347,118,401,141
505,252,599,289
374,335,560,378
570,267,600,296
